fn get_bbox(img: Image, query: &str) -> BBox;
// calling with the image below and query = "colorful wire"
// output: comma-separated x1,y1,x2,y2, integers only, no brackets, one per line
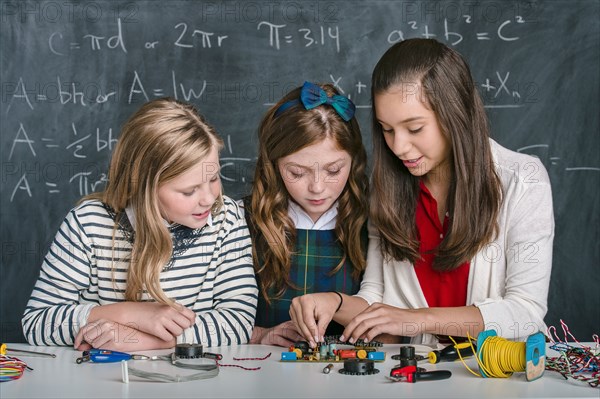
0,355,29,382
546,320,599,388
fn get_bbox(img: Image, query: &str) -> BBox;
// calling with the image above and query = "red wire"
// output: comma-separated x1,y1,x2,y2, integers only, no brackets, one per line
233,353,272,361
217,352,272,371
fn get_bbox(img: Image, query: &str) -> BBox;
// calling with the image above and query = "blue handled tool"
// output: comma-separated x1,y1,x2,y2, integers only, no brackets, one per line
76,349,151,364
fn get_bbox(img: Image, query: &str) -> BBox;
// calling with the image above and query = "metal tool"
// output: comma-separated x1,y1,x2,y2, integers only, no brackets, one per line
0,343,56,358
389,365,452,383
76,349,156,364
76,344,222,369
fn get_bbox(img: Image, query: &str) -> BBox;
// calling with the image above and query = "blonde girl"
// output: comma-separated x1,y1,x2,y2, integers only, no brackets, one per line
22,98,258,351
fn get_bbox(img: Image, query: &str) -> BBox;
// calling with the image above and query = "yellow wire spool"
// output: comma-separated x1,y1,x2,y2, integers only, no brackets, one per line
474,330,546,381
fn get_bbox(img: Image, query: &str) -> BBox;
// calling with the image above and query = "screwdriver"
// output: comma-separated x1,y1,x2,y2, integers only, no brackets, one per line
0,343,56,358
428,341,476,364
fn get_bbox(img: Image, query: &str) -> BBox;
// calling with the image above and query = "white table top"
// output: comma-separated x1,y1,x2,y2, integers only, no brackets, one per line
0,343,597,398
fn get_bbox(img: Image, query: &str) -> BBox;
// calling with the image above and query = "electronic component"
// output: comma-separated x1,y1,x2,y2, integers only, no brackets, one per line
399,346,419,367
281,336,385,363
339,359,379,375
174,343,223,361
391,345,426,362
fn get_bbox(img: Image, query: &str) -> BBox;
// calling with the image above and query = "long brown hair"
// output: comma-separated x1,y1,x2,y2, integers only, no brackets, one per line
84,98,223,303
250,83,368,300
370,38,502,271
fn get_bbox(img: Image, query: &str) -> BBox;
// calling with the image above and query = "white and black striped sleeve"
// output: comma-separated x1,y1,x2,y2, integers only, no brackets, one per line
185,200,258,347
21,207,98,346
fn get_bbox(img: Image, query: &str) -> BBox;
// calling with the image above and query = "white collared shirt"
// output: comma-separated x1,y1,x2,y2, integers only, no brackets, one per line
288,200,338,230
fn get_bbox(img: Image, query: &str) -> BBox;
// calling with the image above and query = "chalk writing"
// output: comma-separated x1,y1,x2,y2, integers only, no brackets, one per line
69,171,108,196
313,72,534,109
49,18,128,54
2,3,597,210
10,174,32,201
258,21,340,52
49,19,231,55
387,17,524,45
174,22,228,48
517,145,600,174
127,70,209,103
9,124,36,161
4,76,119,109
83,18,127,52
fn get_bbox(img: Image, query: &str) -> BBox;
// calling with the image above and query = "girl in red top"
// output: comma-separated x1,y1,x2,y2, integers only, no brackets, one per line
290,39,554,346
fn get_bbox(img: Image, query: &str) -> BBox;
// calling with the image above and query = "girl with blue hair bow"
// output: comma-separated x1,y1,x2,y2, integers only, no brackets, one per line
242,82,369,346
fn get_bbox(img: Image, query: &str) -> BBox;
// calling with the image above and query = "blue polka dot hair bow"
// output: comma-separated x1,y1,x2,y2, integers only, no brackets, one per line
274,81,356,122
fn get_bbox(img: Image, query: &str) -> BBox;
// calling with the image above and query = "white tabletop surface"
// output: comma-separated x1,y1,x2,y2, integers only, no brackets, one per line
0,342,597,398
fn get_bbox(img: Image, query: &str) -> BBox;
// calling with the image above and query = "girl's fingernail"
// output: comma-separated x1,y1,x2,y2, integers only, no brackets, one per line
339,335,345,342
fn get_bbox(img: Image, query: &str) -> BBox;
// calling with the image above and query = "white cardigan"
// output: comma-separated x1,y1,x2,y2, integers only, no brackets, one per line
356,139,555,344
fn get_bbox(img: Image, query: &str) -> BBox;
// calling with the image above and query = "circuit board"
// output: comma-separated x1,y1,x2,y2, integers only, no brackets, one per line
280,335,386,363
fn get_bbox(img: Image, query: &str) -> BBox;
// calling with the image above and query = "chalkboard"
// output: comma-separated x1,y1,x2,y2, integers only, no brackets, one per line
1,0,598,343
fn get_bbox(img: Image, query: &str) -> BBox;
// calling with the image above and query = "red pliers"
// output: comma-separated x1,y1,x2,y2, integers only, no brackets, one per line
389,365,452,382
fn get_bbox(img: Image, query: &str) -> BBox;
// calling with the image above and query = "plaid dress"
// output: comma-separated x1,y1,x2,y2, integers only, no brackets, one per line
255,228,363,335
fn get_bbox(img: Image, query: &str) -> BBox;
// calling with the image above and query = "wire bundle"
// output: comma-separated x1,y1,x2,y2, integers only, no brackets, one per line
0,355,29,382
546,320,599,388
546,345,599,387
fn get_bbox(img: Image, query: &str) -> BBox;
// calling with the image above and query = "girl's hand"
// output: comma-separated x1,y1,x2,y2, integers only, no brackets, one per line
289,292,341,347
88,302,196,342
131,302,196,341
250,321,305,347
341,303,412,343
74,319,177,351
74,319,141,351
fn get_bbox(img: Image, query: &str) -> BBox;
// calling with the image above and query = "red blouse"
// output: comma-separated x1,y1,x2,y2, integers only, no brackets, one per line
413,180,470,308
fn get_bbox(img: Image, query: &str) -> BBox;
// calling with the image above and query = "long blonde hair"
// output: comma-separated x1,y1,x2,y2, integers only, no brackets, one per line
84,98,223,303
250,83,369,301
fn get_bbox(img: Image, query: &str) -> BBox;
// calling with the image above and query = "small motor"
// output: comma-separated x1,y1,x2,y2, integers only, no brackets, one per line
174,343,203,358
